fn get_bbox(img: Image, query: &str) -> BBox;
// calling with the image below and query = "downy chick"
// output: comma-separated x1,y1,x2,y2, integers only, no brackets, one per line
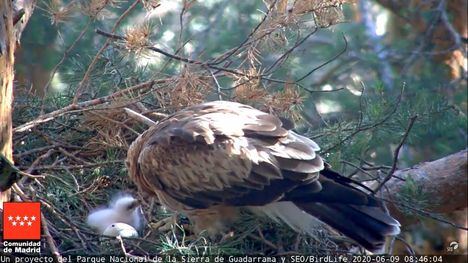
87,194,143,236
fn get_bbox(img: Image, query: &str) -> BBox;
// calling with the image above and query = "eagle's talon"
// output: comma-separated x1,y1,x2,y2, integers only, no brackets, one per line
150,214,195,236
150,215,178,232
219,230,235,243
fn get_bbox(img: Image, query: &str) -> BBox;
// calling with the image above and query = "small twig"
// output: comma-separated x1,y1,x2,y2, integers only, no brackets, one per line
301,87,345,93
396,236,416,255
400,0,446,74
340,160,377,179
265,27,319,73
247,228,279,250
19,160,123,171
17,170,45,179
26,149,55,173
116,236,166,262
206,68,224,100
124,108,156,126
388,236,396,255
295,34,348,82
357,82,366,128
147,112,169,119
375,115,418,192
116,236,129,254
438,0,462,51
15,145,56,158
88,111,140,135
69,176,109,197
309,58,356,87
159,38,192,73
380,196,468,231
57,147,92,165
41,213,63,261
361,165,392,171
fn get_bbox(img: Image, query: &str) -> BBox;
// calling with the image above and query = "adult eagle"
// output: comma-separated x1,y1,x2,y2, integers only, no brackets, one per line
126,101,400,253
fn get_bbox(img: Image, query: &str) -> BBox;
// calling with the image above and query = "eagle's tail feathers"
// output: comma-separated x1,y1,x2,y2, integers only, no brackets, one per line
295,202,400,253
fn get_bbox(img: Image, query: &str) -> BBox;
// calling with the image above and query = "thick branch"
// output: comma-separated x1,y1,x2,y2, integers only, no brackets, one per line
14,80,159,133
383,149,467,225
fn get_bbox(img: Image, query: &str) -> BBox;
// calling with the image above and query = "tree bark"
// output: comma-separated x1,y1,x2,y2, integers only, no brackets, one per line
382,149,467,225
0,0,16,208
0,0,35,209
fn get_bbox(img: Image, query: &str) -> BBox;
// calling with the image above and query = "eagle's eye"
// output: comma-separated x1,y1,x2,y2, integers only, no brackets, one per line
111,224,115,227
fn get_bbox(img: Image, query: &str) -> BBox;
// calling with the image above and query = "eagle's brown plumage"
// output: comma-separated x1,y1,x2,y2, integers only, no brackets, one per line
126,101,400,253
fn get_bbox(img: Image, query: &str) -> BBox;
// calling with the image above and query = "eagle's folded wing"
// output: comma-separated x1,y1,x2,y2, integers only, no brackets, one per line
127,101,323,209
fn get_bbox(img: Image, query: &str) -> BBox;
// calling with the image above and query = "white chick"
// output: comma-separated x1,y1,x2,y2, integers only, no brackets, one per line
103,223,139,238
87,194,143,235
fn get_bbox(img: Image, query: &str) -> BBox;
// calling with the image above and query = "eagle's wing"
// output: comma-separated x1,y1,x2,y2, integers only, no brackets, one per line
127,101,324,209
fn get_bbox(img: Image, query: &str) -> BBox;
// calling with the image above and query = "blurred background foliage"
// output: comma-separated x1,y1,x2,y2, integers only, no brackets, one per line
11,0,467,256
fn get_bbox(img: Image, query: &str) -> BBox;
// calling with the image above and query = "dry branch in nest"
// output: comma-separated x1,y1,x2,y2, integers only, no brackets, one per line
78,96,168,159
81,103,146,158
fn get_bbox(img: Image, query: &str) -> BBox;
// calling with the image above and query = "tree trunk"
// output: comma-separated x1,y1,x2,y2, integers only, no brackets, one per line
0,0,35,209
0,0,16,208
